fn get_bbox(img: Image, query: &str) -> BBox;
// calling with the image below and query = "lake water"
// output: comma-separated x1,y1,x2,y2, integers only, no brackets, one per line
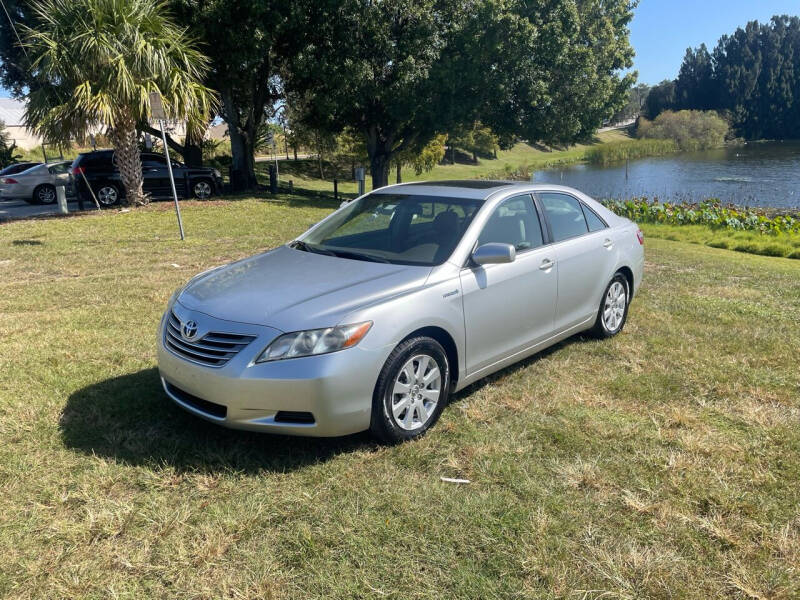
532,141,800,209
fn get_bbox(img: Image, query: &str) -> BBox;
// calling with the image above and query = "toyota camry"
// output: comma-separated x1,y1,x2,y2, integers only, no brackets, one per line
157,181,644,442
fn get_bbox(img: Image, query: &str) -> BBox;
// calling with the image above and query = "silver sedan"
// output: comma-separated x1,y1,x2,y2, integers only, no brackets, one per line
0,161,75,204
158,181,644,442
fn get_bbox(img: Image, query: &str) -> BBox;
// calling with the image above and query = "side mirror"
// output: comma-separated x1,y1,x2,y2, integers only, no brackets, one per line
471,243,516,266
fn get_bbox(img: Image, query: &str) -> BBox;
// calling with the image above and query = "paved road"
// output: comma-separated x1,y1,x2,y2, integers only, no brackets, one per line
0,197,95,222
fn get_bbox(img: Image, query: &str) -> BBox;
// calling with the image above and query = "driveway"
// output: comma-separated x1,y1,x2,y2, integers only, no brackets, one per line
0,197,94,222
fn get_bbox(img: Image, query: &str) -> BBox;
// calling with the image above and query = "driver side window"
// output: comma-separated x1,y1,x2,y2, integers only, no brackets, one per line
477,194,543,251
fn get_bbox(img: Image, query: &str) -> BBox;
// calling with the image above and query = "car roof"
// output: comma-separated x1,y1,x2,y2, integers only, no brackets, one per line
372,180,597,201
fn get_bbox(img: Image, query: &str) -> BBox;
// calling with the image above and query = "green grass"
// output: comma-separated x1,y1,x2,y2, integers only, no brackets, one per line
264,129,633,196
642,223,800,259
2,197,800,598
586,138,679,165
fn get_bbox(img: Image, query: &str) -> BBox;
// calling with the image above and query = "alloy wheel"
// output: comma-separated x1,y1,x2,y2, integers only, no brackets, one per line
97,186,118,206
390,354,442,431
603,281,627,332
194,181,212,199
38,187,56,204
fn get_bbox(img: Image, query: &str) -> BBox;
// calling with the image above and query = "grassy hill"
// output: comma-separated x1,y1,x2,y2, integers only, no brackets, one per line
1,197,798,598
258,128,633,196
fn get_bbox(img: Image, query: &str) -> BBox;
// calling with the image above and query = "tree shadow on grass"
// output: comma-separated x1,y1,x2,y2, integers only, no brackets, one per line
60,367,374,474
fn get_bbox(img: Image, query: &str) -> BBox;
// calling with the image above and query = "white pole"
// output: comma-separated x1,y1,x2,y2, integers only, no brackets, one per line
159,119,185,241
56,185,68,214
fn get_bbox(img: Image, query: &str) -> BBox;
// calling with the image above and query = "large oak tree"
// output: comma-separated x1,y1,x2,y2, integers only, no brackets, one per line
286,0,637,189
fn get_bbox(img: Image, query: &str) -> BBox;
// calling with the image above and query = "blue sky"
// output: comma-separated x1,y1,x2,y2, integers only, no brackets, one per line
631,0,800,85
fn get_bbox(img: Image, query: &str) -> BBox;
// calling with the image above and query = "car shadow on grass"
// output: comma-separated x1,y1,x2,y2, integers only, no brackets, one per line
60,367,374,474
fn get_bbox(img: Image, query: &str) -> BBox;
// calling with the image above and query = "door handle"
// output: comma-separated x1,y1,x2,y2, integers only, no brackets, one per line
539,258,555,271
603,239,614,249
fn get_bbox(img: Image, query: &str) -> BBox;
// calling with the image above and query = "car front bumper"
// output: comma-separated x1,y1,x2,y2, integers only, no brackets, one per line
156,304,389,437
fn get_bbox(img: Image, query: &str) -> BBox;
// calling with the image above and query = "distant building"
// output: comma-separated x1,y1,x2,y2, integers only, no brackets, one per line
0,97,42,149
0,97,229,150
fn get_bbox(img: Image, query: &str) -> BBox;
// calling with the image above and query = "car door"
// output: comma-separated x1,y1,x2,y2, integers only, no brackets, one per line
47,162,73,197
460,194,558,375
536,192,616,331
140,154,169,197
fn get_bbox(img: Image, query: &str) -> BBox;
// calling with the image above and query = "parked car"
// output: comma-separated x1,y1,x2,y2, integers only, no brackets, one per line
158,181,645,442
0,161,75,204
0,162,43,177
71,150,224,206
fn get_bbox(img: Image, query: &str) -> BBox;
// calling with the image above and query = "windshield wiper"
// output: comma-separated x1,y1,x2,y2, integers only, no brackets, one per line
328,249,390,263
290,240,336,256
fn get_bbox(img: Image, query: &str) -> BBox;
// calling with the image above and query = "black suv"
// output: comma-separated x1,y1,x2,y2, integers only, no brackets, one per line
71,150,224,206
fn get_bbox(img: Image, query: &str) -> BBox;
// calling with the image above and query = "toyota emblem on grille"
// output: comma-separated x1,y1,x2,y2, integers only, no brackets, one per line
181,320,199,340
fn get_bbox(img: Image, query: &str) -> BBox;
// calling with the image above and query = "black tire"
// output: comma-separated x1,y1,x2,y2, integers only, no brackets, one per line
31,184,56,205
192,178,214,199
590,272,630,338
96,183,121,207
369,336,450,443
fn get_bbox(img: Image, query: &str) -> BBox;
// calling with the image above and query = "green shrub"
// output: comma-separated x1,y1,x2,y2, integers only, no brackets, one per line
603,198,800,236
636,110,729,151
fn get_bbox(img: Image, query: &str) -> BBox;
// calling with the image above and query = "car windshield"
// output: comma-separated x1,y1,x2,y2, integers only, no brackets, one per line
299,193,483,266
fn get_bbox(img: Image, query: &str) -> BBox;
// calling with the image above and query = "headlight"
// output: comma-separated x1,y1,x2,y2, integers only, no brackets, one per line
255,321,372,363
212,169,221,178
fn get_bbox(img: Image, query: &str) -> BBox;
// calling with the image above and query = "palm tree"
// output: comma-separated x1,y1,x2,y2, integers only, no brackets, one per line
23,0,215,205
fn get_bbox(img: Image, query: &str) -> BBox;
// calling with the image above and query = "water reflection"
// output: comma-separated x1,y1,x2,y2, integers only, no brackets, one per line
533,141,800,209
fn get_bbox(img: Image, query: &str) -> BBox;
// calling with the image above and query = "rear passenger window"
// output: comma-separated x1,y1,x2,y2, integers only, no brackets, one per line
583,205,607,232
538,193,588,242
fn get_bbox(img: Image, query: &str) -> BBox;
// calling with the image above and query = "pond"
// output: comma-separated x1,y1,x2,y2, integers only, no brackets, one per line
532,141,800,209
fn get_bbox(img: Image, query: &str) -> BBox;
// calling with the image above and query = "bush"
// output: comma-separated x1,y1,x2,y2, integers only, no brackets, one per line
603,198,800,235
636,110,729,151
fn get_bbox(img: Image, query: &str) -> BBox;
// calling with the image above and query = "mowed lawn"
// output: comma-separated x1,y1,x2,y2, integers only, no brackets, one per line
260,129,633,196
1,197,799,599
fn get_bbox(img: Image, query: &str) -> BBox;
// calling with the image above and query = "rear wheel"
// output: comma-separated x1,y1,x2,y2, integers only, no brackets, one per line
31,184,56,205
96,184,121,207
590,272,630,338
370,336,450,443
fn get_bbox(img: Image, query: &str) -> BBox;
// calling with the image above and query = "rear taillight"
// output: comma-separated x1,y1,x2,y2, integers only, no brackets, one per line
71,166,85,176
1,177,18,184
636,229,644,245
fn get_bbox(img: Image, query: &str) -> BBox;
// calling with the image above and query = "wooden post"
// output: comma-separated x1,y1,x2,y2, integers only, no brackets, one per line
334,178,338,201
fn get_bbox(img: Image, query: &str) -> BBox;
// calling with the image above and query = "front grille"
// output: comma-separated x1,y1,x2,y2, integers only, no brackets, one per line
165,381,227,418
164,311,256,367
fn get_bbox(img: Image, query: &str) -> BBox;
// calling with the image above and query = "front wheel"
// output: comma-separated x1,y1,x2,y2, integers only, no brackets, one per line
590,273,630,338
370,336,450,443
96,184,121,207
192,179,213,199
32,184,56,205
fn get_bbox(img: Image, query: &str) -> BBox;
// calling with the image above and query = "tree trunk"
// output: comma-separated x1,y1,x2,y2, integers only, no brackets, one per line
228,127,257,191
293,145,298,161
110,112,146,205
369,151,390,189
451,145,456,164
365,127,392,190
396,162,402,183
472,151,477,163
222,88,258,192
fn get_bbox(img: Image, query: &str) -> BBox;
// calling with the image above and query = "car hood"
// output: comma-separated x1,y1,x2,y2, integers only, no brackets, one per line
177,245,431,331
